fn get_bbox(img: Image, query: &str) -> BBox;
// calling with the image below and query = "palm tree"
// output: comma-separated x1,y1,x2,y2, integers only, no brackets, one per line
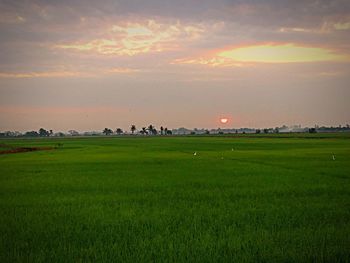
141,127,148,135
116,128,123,135
103,128,113,135
147,125,154,135
131,125,136,134
39,128,49,137
164,127,168,135
160,126,164,135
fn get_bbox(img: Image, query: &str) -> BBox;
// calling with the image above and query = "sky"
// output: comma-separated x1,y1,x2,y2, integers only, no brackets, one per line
0,0,350,132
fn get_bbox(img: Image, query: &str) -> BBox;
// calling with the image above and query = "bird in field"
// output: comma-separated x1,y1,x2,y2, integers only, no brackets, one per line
332,154,336,161
193,152,197,156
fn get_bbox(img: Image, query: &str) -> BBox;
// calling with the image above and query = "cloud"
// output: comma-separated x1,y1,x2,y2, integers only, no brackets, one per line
279,27,312,33
0,14,26,24
55,20,204,56
172,57,249,67
334,21,350,30
174,43,349,66
105,67,140,74
1,1,349,73
0,67,140,78
0,71,81,78
218,44,347,63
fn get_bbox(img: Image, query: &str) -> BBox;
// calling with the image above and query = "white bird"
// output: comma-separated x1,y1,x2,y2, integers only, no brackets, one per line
231,148,234,151
193,152,197,156
332,155,336,161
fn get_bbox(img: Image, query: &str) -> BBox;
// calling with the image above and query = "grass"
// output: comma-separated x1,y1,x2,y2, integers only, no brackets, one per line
0,134,350,262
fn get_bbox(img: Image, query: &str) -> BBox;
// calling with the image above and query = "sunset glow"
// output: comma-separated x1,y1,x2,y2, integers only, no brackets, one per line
173,43,348,67
218,44,345,63
0,0,349,131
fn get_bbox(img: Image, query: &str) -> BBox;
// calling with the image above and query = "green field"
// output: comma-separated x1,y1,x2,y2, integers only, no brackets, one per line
1,134,350,262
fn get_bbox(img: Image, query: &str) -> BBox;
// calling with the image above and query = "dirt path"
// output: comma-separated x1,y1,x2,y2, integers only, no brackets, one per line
0,144,55,154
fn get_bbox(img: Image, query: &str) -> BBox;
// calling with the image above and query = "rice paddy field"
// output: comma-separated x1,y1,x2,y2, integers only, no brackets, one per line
1,134,350,262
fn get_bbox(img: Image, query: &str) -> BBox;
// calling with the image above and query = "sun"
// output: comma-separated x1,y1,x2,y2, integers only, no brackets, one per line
220,118,228,124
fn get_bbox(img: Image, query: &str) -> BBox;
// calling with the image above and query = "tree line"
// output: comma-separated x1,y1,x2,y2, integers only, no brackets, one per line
0,128,55,137
103,125,172,136
1,124,350,138
0,126,173,138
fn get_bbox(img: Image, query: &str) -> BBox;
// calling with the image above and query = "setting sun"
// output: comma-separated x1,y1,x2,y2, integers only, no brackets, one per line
220,118,228,124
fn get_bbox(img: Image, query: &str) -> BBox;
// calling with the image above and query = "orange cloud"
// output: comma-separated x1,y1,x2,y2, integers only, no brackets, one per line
0,71,81,78
218,43,346,63
0,67,140,78
334,21,350,30
172,57,249,67
55,20,204,56
279,18,350,33
105,67,140,74
279,27,311,33
174,43,349,67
